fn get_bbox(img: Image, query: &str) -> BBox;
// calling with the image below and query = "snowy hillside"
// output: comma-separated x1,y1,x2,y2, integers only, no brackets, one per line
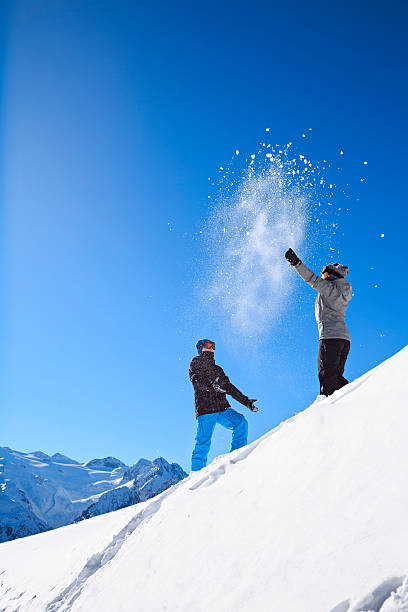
0,450,186,542
1,346,408,612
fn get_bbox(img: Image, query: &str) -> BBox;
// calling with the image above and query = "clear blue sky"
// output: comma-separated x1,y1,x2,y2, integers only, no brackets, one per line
1,0,407,471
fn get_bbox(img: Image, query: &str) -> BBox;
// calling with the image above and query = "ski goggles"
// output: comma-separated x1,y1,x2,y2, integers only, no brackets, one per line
200,341,215,350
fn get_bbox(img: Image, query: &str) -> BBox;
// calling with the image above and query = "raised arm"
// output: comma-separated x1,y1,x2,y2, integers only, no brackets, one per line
285,248,341,298
293,262,342,298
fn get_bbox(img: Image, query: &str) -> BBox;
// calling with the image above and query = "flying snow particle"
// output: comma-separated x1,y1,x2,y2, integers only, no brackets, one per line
380,233,385,238
202,139,347,338
204,155,311,335
265,128,270,132
363,161,368,165
340,150,344,155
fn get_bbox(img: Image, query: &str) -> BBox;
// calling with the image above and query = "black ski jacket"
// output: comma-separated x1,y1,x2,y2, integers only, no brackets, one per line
189,351,249,418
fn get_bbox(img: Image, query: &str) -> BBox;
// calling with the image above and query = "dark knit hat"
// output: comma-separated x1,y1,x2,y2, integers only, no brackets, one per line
323,263,349,278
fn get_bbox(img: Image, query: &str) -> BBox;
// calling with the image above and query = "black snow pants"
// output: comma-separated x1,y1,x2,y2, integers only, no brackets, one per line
318,339,350,397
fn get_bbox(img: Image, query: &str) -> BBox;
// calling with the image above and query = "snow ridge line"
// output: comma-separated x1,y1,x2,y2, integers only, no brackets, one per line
188,368,377,494
45,409,302,609
46,389,341,609
329,575,407,612
189,409,304,492
45,482,182,612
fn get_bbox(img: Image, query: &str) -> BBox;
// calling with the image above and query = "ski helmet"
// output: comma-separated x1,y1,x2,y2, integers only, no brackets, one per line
196,339,215,354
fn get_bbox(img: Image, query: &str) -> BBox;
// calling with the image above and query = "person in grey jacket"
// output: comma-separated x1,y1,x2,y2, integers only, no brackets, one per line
285,248,352,396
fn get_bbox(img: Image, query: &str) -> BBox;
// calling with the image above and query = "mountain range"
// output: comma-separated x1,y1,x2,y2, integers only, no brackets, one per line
0,448,186,543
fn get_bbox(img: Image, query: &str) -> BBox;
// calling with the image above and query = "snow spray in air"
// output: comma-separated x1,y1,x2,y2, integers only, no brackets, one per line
202,135,344,337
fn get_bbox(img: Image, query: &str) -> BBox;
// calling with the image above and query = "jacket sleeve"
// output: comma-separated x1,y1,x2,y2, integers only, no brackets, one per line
216,367,249,407
294,262,340,299
189,360,214,392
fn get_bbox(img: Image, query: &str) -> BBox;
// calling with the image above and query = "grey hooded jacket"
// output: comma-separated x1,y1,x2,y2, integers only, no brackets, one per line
294,262,352,340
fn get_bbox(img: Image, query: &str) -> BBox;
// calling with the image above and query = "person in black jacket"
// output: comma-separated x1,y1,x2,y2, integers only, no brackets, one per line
189,339,258,471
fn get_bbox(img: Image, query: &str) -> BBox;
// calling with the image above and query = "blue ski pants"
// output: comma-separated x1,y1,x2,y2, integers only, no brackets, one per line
191,408,248,471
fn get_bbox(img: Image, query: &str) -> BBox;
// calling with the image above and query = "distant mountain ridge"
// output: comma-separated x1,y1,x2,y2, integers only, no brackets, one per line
77,457,186,521
0,448,187,543
84,457,127,470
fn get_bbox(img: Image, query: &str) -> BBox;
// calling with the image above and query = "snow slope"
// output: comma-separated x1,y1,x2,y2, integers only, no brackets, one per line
1,346,408,612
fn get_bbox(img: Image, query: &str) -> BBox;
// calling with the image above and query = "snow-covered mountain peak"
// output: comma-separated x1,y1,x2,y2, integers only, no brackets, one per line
83,457,127,470
122,458,151,482
30,451,51,461
51,453,79,464
135,458,151,467
153,456,169,466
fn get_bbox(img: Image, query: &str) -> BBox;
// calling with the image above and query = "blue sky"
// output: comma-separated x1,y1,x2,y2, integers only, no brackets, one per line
1,0,407,471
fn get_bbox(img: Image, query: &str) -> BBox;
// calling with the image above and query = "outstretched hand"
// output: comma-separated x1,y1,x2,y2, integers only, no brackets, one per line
285,248,301,266
247,399,259,412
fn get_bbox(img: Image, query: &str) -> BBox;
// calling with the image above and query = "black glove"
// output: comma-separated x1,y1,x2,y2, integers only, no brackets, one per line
247,399,259,412
285,248,301,266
